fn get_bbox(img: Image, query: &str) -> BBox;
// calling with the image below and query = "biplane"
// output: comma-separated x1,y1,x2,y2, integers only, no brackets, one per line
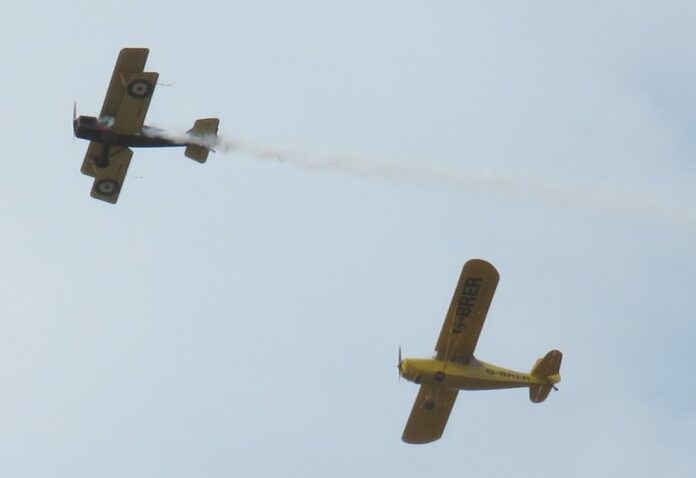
399,259,562,444
74,48,220,203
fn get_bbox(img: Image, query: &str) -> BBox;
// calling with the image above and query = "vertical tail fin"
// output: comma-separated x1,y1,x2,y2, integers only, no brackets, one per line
529,349,562,403
185,118,220,163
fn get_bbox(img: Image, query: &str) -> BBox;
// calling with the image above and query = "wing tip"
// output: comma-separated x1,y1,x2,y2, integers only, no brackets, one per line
463,258,500,279
401,433,442,445
119,46,150,55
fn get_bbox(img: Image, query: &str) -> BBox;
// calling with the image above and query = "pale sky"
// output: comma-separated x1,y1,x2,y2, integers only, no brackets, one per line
1,2,695,477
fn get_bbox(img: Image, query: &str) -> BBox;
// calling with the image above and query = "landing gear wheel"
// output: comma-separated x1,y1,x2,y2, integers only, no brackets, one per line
95,179,120,196
127,79,152,98
434,371,445,382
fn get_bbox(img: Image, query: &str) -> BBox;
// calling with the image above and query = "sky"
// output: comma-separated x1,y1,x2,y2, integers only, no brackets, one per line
1,1,695,476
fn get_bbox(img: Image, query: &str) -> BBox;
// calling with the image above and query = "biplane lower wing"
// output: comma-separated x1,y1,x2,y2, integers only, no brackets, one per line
89,146,133,204
402,384,458,444
81,141,102,177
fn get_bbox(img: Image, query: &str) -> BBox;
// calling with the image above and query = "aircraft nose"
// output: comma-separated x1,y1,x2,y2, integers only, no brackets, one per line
399,359,412,378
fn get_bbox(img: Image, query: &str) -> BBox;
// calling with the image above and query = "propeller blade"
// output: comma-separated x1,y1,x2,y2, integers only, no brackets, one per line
397,346,402,383
72,101,77,140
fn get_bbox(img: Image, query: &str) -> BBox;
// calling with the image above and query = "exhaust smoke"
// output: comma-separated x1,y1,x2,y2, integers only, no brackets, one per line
145,126,696,232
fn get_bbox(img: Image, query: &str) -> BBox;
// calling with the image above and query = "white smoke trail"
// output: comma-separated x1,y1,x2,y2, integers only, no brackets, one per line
145,127,696,232
142,126,219,149
229,138,696,232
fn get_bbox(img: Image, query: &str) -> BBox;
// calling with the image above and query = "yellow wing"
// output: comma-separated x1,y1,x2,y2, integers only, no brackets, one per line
81,48,156,177
81,141,103,177
110,71,159,135
434,259,500,363
402,384,458,444
100,48,150,119
89,147,133,204
100,47,158,134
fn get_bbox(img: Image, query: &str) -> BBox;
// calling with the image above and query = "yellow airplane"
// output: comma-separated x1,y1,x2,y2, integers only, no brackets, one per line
75,48,220,203
399,259,562,444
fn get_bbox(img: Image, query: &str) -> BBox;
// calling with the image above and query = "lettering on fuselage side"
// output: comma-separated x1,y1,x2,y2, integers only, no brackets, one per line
452,277,482,334
485,368,530,382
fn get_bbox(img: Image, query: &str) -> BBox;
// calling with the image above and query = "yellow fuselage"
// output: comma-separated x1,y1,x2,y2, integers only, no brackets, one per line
400,358,557,391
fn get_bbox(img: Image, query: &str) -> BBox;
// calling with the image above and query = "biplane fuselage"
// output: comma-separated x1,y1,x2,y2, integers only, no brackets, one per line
74,115,185,148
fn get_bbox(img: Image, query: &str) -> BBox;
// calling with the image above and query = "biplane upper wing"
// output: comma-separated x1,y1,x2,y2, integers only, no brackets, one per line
109,69,158,135
100,48,150,119
89,146,133,204
99,47,158,134
103,48,158,135
434,259,500,363
402,384,458,444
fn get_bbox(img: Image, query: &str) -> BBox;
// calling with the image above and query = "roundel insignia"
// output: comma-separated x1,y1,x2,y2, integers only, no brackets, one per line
95,179,120,195
127,79,152,98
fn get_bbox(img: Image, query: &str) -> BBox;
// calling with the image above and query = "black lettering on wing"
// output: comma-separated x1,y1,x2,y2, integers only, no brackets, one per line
451,276,483,333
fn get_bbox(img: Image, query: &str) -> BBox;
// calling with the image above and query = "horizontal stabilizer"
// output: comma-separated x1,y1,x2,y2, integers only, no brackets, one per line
185,118,219,163
529,349,562,403
529,384,553,403
531,349,562,378
185,145,209,163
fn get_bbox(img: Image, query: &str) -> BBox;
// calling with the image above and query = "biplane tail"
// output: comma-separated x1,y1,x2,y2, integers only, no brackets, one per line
529,349,562,403
185,118,220,163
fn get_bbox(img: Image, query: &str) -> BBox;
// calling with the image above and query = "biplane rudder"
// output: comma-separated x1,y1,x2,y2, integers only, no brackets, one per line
185,117,220,163
529,349,562,403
